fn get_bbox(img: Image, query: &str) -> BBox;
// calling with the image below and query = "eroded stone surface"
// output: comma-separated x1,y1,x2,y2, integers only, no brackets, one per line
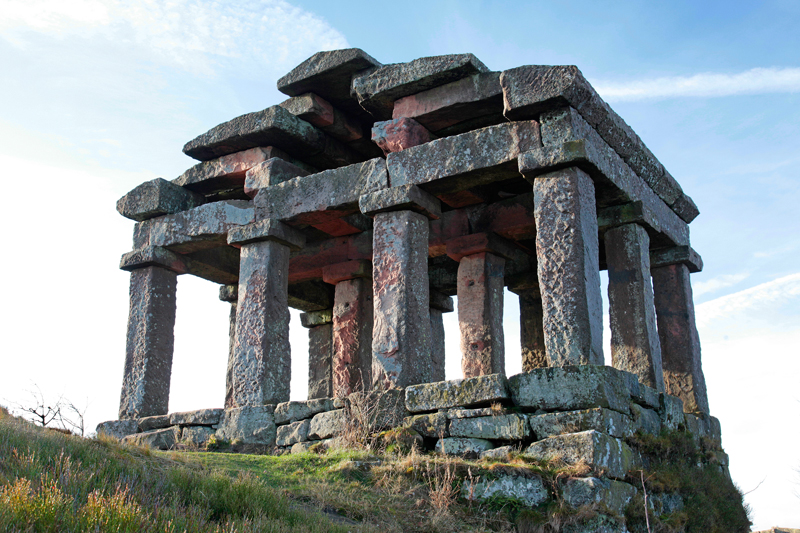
463,473,548,507
279,93,363,143
276,419,311,446
117,178,204,222
274,399,335,425
216,405,276,445
96,419,139,440
533,167,604,366
659,393,685,431
405,373,509,413
524,430,640,480
435,437,493,456
371,117,434,155
244,157,310,198
308,409,347,440
403,412,448,438
561,477,637,515
137,415,170,432
449,414,529,440
528,408,634,440
630,404,661,436
508,366,630,414
169,409,223,426
123,426,180,450
333,278,373,396
307,323,334,400
182,426,215,447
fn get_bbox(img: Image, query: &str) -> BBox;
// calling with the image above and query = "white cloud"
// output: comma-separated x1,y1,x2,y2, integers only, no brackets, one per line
0,0,349,75
692,272,750,298
592,67,800,102
696,272,800,328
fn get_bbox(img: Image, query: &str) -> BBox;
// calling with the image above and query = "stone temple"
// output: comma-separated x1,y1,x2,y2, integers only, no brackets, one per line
100,49,723,474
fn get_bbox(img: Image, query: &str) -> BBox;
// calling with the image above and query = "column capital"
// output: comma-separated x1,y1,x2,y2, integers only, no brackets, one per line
300,309,334,328
119,246,187,274
506,272,541,296
359,184,441,219
445,232,519,262
429,288,454,313
227,219,305,250
322,260,371,284
651,246,703,273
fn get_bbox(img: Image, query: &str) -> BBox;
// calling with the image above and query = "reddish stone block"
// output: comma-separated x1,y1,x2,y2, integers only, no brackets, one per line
445,232,518,262
652,264,710,414
457,252,505,378
322,260,372,285
371,117,435,155
288,232,373,284
333,278,373,396
605,223,664,391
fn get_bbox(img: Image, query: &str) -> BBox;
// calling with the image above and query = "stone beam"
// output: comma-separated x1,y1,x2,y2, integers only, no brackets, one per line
289,232,373,284
117,178,204,222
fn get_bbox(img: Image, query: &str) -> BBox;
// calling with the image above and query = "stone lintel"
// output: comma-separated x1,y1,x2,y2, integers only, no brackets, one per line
288,281,334,312
651,246,703,273
117,178,204,222
279,92,364,143
227,219,305,250
219,284,238,303
506,272,540,295
430,288,455,312
322,259,372,284
120,246,187,274
300,309,334,328
371,117,435,155
353,53,489,120
446,232,520,262
359,184,441,219
244,157,310,198
288,232,373,284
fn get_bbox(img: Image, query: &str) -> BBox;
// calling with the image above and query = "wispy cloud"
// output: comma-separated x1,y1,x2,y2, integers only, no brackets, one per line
592,67,800,102
696,273,800,328
693,272,750,298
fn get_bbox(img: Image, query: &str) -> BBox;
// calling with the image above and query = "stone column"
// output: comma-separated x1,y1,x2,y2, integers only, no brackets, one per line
118,247,185,419
605,223,664,391
532,167,604,366
323,260,374,396
359,185,441,389
651,248,709,414
508,273,547,371
219,284,238,409
227,219,305,406
300,310,334,400
429,290,454,383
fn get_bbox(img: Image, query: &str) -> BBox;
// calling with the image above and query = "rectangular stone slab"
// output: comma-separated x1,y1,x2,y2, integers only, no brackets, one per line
387,120,541,196
280,93,364,142
449,414,529,440
288,232,373,284
182,105,362,170
277,48,382,120
650,245,703,273
500,65,697,222
117,178,204,222
528,408,634,441
255,157,388,227
508,366,631,414
133,200,255,253
405,373,509,413
353,53,489,120
392,71,504,133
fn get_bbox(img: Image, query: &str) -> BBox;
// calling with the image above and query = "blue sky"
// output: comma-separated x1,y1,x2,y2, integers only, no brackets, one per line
0,0,798,528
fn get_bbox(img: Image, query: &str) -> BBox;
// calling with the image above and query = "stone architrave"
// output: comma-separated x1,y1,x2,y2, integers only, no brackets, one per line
300,310,334,400
119,266,178,419
370,210,433,388
456,252,506,378
219,284,238,409
227,220,305,406
329,275,373,397
652,263,710,415
605,223,664,391
533,167,604,366
508,274,547,371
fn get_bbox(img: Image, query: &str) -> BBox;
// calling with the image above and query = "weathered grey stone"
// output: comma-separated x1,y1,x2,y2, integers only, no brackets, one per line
181,426,215,446
480,445,515,460
348,389,408,431
371,210,433,388
500,65,695,221
450,414,529,440
683,413,722,447
174,146,306,194
605,223,664,391
562,514,629,533
223,297,237,409
533,167,604,366
463,473,548,507
650,245,703,273
359,184,442,219
307,322,334,400
229,239,292,406
277,48,382,119
659,393,685,431
117,178,204,222
119,266,177,419
622,373,661,410
447,407,500,419
137,415,170,432
429,289,454,313
430,308,446,383
435,437,494,456
219,284,238,303
300,309,334,328
393,71,504,133
405,374,509,413
276,419,311,446
629,404,662,436
227,218,305,249
290,441,316,454
671,192,700,224
183,105,361,169
216,405,277,445
279,92,363,143
524,430,640,480
308,409,347,440
457,251,505,378
403,412,448,438
133,200,255,253
256,157,388,227
650,492,684,517
119,246,187,276
169,408,223,426
528,408,634,440
353,54,489,119
511,283,547,371
244,157,309,198
508,366,630,415
288,281,335,312
332,277,374,396
122,426,180,450
652,263,710,415
387,121,541,196
274,399,335,425
96,419,139,440
521,108,691,248
561,477,637,515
